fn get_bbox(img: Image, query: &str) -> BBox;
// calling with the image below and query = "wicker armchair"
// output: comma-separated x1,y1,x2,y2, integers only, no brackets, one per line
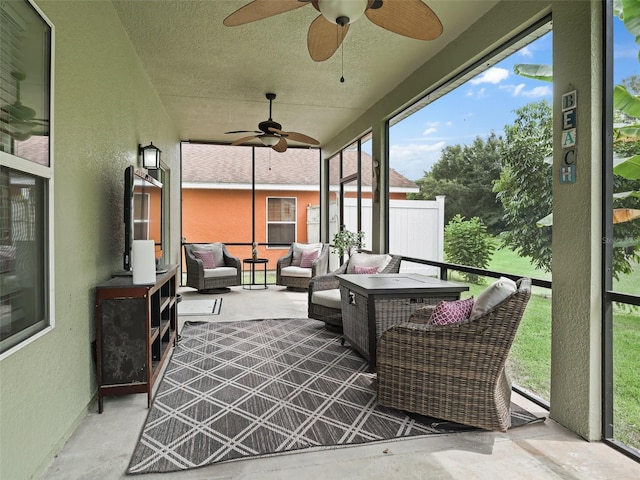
308,254,402,331
276,243,330,290
184,243,241,292
377,278,532,432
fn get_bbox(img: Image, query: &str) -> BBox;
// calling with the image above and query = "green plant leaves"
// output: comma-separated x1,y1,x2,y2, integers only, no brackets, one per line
513,64,553,82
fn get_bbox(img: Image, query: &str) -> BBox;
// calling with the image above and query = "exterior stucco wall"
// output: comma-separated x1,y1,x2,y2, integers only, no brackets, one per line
181,188,321,266
0,1,180,479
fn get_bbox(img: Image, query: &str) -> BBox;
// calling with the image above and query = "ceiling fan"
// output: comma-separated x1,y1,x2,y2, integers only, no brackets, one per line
224,0,443,62
0,71,48,141
225,93,320,152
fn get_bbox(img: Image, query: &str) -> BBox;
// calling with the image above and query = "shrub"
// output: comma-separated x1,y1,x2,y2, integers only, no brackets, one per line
444,214,495,282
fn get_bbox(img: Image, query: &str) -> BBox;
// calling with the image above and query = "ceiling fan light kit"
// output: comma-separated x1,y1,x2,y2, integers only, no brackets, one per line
317,0,368,26
259,134,280,147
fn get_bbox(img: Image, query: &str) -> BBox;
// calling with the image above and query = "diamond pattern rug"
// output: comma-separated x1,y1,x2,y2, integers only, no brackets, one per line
128,318,544,474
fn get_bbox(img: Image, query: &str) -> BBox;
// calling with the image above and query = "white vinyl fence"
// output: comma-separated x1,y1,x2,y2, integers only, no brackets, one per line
307,196,445,275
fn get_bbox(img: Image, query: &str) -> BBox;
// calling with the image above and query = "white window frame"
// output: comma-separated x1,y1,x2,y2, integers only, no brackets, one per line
266,197,297,248
0,0,55,360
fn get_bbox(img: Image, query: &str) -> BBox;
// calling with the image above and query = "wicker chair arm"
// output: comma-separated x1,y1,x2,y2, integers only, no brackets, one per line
308,272,339,292
222,248,241,270
311,244,330,277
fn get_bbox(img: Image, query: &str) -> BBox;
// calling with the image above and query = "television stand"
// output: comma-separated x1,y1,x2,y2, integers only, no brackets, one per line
112,266,169,277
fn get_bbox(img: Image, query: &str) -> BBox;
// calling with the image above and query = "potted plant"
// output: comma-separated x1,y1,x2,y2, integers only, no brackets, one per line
332,229,365,259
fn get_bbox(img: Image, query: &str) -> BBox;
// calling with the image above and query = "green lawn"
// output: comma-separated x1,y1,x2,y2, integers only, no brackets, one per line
455,245,639,450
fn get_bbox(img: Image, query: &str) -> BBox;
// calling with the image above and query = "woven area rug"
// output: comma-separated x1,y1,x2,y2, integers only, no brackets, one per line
128,319,544,474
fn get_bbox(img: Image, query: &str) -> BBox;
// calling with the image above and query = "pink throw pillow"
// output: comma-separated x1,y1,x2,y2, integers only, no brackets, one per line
428,297,474,326
193,250,216,269
353,265,379,274
299,249,320,268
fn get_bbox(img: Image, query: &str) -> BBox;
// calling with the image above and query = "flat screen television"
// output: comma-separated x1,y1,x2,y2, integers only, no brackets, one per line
123,166,163,271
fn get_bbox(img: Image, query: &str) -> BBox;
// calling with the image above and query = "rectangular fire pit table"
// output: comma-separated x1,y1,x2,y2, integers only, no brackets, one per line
337,273,469,371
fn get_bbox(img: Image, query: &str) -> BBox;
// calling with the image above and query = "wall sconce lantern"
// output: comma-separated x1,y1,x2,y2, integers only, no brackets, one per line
138,142,161,169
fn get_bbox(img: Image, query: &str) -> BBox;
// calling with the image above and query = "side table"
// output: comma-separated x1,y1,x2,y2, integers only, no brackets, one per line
242,258,268,290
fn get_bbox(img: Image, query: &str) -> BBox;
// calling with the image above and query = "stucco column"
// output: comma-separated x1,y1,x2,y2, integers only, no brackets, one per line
550,0,603,440
370,120,389,254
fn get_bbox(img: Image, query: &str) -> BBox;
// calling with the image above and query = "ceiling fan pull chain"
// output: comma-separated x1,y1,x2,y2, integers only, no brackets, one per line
340,28,345,83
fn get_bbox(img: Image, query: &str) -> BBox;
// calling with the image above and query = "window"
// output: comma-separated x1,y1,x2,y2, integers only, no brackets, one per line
0,0,53,358
267,197,296,245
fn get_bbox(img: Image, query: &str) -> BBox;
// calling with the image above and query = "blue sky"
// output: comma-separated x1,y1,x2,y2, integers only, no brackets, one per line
379,17,640,182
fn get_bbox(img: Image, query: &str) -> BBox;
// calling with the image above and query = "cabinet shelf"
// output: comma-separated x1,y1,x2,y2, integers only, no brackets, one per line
95,265,178,413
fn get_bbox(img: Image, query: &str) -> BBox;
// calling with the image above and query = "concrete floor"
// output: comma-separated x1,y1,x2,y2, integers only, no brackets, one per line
41,285,640,479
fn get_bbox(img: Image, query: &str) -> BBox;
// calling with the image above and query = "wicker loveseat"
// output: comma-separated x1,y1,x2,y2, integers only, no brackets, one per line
276,243,330,290
308,253,402,331
377,277,531,432
184,243,241,292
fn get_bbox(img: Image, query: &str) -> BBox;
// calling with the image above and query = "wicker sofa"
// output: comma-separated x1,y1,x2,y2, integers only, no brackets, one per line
276,243,330,290
184,243,241,292
307,253,402,331
376,277,532,432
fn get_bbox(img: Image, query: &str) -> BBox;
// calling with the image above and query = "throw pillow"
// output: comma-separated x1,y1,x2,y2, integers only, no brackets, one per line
292,243,323,266
192,243,224,267
345,253,392,274
428,297,474,326
353,265,379,274
299,248,320,268
193,250,216,269
469,276,517,319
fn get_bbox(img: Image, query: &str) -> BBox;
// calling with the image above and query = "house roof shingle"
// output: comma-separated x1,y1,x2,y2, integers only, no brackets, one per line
182,143,417,190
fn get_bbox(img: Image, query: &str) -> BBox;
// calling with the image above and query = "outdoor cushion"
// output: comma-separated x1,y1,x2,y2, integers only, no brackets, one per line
345,253,391,274
311,288,341,309
292,242,323,266
470,277,517,319
281,266,313,278
353,265,379,274
193,250,216,269
192,243,224,267
428,297,474,326
203,267,237,279
300,248,320,268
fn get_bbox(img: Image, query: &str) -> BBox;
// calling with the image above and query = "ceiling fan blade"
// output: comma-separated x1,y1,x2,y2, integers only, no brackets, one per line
272,137,288,153
365,0,443,41
230,134,259,146
224,0,308,26
225,130,261,134
271,128,320,146
307,14,350,62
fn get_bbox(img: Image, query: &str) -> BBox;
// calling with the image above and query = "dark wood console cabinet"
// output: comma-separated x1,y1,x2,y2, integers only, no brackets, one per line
95,265,178,412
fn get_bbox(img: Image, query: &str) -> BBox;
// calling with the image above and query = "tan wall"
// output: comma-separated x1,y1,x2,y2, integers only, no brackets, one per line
0,1,180,479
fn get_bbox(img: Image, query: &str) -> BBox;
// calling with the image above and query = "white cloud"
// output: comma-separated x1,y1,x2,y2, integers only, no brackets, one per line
522,85,552,97
426,121,441,128
519,46,533,58
499,83,550,98
389,142,447,179
423,127,437,136
470,67,509,85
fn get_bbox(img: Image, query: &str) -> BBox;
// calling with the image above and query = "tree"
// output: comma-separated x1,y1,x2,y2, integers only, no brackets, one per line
409,133,505,233
494,100,553,272
444,214,495,283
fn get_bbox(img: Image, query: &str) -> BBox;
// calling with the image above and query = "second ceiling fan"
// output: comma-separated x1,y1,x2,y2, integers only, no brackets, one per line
224,0,443,62
225,93,320,152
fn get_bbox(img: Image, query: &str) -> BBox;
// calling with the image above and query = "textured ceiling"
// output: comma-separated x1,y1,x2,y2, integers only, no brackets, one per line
112,1,498,148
